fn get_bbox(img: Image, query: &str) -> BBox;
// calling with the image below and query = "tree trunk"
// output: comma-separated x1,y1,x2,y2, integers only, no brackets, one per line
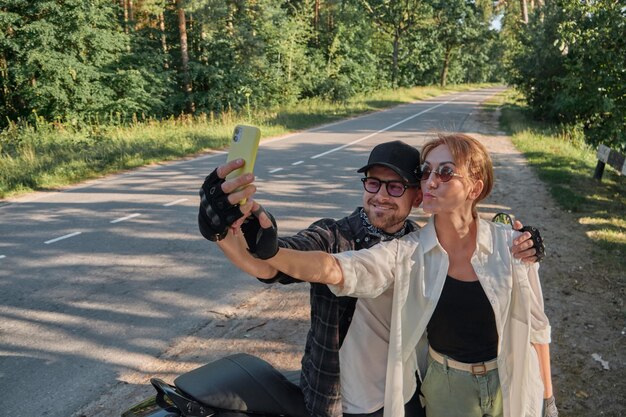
314,0,320,31
176,0,195,113
188,13,197,55
287,37,294,82
392,29,400,88
0,54,8,101
226,2,235,37
159,12,169,69
440,46,452,87
128,0,135,30
200,24,209,64
520,0,528,23
121,0,128,33
327,7,334,31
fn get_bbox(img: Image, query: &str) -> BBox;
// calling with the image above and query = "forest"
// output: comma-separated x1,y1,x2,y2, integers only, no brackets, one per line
0,0,624,189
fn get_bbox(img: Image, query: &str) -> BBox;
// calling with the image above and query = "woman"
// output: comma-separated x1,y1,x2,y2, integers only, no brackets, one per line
251,133,556,417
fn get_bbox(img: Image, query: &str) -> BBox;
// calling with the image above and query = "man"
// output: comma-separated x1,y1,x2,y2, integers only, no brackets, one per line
198,140,542,417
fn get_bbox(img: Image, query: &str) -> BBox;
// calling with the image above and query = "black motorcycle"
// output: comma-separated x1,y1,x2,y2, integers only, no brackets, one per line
122,353,310,417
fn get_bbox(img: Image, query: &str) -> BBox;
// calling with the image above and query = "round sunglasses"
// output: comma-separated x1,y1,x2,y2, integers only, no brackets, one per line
419,164,463,182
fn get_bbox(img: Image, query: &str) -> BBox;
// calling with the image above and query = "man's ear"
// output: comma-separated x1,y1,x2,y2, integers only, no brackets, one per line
412,189,423,208
468,180,484,200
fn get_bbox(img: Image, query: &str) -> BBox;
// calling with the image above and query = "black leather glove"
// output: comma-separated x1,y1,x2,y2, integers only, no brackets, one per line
198,169,244,241
241,205,278,259
518,225,545,262
543,396,558,417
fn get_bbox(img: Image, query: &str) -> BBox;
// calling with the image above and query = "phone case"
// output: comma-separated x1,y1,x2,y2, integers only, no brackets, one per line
225,125,261,204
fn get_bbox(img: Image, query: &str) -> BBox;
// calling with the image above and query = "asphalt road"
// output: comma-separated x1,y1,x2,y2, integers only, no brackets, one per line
0,87,504,417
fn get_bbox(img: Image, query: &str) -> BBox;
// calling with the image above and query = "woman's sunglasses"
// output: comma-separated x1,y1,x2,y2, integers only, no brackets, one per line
419,164,463,182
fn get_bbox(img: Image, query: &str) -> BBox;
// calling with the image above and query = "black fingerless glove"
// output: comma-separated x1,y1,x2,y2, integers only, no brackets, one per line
492,213,546,263
241,206,278,259
543,396,558,417
198,169,244,241
519,225,545,262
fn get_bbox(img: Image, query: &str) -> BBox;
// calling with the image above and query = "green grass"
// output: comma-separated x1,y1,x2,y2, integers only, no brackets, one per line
0,83,492,199
489,90,626,270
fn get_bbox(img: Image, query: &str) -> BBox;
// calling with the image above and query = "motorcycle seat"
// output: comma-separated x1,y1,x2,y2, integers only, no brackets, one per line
174,353,310,417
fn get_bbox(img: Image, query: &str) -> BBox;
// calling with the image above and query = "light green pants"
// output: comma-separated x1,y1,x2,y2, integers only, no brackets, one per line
421,356,503,417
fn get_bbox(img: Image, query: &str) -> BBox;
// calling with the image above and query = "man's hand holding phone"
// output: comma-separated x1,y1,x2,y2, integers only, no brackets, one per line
198,125,261,241
216,158,257,211
198,159,257,242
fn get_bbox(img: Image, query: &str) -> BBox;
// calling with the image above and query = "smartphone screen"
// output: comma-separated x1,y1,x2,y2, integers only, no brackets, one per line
225,125,261,204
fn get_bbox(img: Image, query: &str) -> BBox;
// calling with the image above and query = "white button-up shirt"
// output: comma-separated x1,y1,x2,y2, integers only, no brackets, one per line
329,216,551,417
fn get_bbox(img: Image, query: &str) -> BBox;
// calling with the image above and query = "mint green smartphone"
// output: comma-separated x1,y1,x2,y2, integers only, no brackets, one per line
225,125,261,204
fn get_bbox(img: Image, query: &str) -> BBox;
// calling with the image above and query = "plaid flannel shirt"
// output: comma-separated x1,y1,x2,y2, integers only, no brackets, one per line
260,208,418,417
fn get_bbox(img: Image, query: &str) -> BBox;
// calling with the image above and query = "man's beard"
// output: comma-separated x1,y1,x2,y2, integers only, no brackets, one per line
364,202,407,233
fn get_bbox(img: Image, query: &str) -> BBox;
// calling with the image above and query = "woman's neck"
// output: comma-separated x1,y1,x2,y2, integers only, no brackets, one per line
433,208,477,252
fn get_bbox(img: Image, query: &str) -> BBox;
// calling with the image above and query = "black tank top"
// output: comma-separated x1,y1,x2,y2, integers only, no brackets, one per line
426,275,498,363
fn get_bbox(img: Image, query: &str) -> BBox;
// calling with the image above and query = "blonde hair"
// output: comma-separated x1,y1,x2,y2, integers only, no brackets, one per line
421,133,494,213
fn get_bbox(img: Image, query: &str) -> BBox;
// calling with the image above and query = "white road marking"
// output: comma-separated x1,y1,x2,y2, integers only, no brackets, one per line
292,161,304,166
44,232,82,245
311,99,457,159
110,213,142,224
163,198,188,207
269,168,284,174
0,255,5,259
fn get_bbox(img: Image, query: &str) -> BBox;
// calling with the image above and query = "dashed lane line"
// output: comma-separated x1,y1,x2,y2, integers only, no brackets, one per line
44,232,82,245
110,213,142,224
163,198,188,207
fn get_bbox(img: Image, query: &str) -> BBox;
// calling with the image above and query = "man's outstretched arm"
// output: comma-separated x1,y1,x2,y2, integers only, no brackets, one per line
217,228,278,279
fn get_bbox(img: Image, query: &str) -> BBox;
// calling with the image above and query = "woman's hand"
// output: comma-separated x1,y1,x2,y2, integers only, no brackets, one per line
543,396,558,417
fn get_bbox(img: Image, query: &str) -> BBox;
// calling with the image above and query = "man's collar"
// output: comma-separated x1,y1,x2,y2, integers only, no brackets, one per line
358,207,414,241
348,208,417,245
359,208,405,241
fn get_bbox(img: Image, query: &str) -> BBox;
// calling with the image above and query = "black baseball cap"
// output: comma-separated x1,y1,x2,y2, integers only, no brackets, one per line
357,140,421,185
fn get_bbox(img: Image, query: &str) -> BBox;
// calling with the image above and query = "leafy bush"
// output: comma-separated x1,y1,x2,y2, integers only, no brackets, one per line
508,1,626,150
